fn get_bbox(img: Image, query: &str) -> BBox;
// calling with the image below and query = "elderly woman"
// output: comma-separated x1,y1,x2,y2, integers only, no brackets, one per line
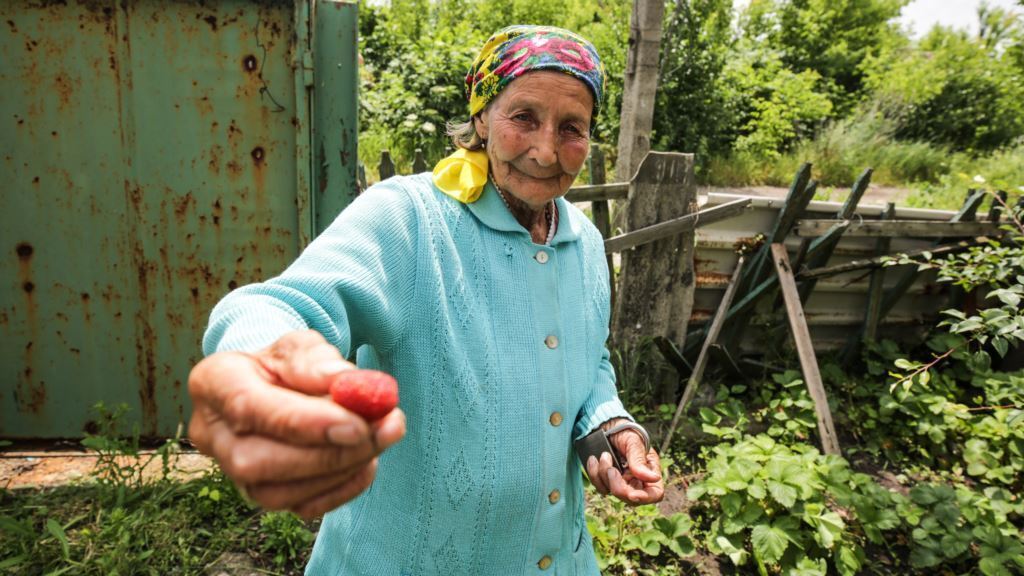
187,25,663,574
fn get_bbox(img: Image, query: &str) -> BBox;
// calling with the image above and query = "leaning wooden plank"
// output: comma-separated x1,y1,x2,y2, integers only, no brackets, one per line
740,165,815,294
564,182,630,203
864,203,896,341
796,236,992,280
720,166,816,350
987,190,1008,222
604,198,751,253
661,255,747,454
795,219,1000,238
877,189,987,318
796,220,851,303
770,243,841,456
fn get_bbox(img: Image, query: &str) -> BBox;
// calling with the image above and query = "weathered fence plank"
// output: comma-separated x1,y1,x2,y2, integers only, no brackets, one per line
412,148,427,173
795,219,1001,238
588,148,617,311
564,182,630,203
604,198,751,253
770,243,841,456
877,189,987,318
661,255,747,454
378,150,396,181
864,203,896,341
613,152,696,401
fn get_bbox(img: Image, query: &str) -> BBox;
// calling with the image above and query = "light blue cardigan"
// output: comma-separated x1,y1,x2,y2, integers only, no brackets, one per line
203,174,632,575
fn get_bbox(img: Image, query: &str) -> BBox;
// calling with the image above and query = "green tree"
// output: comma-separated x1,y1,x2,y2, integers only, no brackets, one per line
652,0,737,160
741,0,908,114
863,24,1024,152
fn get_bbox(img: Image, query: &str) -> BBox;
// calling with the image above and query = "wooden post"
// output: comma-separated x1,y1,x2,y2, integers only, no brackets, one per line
412,148,427,173
612,152,696,401
661,255,746,454
589,148,617,310
614,0,665,183
378,150,396,181
864,202,896,341
770,244,841,456
988,190,1008,222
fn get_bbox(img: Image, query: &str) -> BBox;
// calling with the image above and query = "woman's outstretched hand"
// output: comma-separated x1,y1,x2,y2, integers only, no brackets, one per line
187,330,406,519
585,419,664,506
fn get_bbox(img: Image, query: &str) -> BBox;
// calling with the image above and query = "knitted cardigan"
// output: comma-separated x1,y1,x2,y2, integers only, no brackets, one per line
203,174,632,575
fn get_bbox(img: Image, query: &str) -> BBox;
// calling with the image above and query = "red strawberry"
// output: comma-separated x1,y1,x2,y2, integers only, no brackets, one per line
329,369,399,421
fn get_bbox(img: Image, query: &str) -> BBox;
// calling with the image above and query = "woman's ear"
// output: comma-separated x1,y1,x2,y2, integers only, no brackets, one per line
473,113,488,142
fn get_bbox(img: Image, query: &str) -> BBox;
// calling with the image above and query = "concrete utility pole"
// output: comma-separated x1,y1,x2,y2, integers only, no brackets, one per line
614,0,665,183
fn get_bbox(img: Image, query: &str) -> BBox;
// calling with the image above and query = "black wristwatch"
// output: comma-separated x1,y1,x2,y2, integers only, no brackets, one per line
575,421,651,473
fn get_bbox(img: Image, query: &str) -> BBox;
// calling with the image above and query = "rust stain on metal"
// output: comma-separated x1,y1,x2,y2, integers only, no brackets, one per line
14,240,45,413
125,182,159,427
80,292,92,324
695,271,733,288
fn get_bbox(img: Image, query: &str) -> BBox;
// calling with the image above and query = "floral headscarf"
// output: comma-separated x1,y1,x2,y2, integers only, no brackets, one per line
466,25,605,119
432,26,605,203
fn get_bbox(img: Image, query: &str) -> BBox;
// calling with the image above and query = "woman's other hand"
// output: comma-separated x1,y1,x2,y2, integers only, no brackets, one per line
187,330,406,519
584,419,664,505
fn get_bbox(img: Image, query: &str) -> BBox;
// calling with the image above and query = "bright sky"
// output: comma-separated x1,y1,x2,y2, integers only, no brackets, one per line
733,0,1022,38
898,0,1021,38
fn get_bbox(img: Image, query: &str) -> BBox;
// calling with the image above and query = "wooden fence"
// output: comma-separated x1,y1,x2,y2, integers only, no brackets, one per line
361,147,1017,457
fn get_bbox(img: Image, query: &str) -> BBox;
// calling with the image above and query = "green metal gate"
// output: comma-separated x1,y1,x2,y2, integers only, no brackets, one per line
1,0,358,438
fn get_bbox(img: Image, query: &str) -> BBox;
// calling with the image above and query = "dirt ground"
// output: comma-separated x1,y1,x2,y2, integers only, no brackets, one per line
0,449,216,489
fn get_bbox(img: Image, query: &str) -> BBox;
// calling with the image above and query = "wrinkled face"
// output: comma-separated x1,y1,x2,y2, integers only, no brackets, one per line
474,71,593,210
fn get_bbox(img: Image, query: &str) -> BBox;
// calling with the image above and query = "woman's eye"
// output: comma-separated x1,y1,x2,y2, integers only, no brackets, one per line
512,112,532,122
564,124,583,136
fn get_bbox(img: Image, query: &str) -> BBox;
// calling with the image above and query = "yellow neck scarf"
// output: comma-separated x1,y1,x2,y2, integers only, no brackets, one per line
432,148,489,203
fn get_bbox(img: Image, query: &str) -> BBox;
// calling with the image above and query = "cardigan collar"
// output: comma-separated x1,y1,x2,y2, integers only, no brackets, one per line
465,180,582,245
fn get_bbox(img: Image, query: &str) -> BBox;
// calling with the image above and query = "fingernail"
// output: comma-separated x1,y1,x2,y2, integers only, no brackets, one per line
316,359,349,378
327,422,361,445
587,456,597,468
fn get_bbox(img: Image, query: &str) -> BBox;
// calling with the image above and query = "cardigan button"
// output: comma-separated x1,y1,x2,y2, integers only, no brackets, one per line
535,250,549,264
544,335,559,349
549,489,560,504
538,555,552,570
549,412,563,427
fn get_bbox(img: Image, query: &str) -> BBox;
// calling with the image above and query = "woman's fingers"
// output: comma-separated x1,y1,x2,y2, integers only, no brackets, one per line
246,458,376,511
587,451,617,495
189,351,371,446
609,429,661,484
257,329,356,396
292,459,380,520
606,466,664,505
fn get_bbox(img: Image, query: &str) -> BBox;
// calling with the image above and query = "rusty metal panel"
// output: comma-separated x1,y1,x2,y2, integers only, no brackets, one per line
1,0,320,438
693,194,956,353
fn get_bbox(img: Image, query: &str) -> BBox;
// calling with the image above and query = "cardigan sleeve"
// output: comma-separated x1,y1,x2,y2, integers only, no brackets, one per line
572,225,633,441
202,178,420,358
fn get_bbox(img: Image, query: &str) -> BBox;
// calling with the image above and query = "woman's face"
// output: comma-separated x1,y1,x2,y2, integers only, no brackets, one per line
474,71,593,210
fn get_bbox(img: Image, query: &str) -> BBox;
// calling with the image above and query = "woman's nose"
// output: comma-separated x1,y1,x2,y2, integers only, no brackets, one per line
529,126,559,167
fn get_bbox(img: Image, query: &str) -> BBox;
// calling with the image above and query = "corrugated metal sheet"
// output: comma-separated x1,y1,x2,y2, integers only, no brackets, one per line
693,193,955,352
1,0,358,438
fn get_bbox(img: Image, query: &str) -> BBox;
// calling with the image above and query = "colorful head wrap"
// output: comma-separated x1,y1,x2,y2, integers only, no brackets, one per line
466,25,606,119
432,26,604,204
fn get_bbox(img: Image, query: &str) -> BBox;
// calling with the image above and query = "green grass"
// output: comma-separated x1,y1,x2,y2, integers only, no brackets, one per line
0,469,316,575
702,111,1024,211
